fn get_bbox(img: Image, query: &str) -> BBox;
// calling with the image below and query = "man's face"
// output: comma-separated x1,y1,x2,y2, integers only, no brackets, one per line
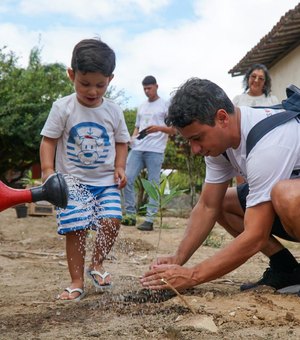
143,84,158,101
177,120,226,157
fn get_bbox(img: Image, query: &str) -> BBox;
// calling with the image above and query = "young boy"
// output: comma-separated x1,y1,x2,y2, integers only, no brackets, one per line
40,38,130,301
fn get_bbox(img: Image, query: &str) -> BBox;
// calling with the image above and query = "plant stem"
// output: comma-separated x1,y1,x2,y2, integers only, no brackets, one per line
155,196,163,257
161,278,196,314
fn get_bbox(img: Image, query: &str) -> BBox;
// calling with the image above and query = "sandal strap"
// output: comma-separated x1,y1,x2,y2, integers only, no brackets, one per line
90,270,110,280
65,287,84,295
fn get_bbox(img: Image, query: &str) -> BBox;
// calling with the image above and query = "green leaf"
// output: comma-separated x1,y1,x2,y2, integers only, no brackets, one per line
141,178,159,201
140,202,158,210
159,177,167,195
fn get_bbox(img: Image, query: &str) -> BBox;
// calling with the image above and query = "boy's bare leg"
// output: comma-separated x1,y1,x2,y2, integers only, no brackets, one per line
89,218,120,285
58,230,87,300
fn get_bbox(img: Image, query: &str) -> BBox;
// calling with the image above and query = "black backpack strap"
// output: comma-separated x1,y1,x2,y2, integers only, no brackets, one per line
246,110,300,157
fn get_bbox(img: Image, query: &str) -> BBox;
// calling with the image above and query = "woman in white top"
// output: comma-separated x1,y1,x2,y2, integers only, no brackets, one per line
233,64,279,184
233,63,279,107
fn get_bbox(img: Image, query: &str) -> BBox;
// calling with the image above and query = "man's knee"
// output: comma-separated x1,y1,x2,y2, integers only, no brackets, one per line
271,180,300,236
222,187,242,213
271,180,294,211
217,187,243,226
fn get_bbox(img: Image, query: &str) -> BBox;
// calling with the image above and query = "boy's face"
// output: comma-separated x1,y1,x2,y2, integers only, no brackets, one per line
68,69,113,108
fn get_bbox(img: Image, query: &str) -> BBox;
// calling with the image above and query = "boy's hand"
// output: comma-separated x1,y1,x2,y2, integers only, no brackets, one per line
115,167,127,189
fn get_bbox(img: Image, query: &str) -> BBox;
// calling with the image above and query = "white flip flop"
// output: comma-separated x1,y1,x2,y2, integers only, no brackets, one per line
57,287,86,302
86,269,113,291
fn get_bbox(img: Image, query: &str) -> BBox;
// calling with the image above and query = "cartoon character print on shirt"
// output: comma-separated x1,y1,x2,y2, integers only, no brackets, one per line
67,122,110,169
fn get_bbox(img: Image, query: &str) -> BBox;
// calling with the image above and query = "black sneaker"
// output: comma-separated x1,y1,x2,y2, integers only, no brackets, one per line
121,215,136,226
137,221,153,231
240,265,300,294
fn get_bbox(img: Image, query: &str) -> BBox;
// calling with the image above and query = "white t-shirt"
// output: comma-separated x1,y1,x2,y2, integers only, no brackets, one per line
41,93,130,186
205,106,300,208
232,93,279,107
131,97,169,153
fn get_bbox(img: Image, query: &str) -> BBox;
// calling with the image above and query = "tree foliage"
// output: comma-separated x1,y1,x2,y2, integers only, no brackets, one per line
0,46,73,183
106,85,129,108
123,109,137,134
164,134,206,206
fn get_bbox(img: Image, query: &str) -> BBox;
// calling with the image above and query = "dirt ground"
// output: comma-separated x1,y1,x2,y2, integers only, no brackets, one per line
0,207,300,340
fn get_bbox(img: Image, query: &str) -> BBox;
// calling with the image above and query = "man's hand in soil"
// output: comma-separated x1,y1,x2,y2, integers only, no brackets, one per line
140,264,198,291
149,254,179,269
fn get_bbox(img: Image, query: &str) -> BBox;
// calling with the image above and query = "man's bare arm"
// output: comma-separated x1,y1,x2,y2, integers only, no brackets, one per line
153,182,229,267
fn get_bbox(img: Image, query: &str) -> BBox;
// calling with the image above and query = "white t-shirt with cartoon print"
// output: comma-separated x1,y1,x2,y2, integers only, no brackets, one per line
41,93,130,186
205,106,300,208
132,97,169,153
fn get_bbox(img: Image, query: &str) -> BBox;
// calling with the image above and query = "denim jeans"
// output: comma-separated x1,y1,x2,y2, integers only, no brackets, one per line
123,150,164,222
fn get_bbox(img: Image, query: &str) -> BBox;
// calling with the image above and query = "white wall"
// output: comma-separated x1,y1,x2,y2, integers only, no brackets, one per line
270,44,300,101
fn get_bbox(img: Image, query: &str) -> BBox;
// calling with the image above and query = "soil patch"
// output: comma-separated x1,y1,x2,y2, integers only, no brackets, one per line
0,208,300,339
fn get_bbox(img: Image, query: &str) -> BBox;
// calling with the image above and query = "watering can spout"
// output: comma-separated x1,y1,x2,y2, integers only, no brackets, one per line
30,173,69,209
0,172,68,212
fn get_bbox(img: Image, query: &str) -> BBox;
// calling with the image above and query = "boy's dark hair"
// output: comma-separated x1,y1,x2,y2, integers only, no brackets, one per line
166,78,234,128
142,75,157,86
71,38,115,76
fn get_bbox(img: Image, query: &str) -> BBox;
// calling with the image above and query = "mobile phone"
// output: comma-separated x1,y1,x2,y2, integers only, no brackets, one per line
136,128,148,140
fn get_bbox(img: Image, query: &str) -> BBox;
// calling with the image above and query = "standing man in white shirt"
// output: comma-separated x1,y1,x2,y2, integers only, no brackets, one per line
122,76,175,231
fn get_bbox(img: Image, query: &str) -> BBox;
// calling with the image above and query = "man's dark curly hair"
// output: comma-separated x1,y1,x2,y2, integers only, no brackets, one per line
165,78,234,128
243,63,272,96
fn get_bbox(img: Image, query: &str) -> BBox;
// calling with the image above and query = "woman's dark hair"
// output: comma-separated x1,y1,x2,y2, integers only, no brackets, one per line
165,78,234,128
71,38,115,76
243,63,272,96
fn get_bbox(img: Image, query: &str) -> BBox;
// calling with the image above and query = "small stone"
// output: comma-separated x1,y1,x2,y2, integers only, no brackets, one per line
204,292,214,301
285,312,295,321
175,315,184,322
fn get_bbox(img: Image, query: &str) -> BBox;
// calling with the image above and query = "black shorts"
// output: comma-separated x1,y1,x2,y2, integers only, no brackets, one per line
237,183,297,242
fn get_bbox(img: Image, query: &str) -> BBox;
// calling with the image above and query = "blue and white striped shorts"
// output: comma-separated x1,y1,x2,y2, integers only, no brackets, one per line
57,177,122,235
